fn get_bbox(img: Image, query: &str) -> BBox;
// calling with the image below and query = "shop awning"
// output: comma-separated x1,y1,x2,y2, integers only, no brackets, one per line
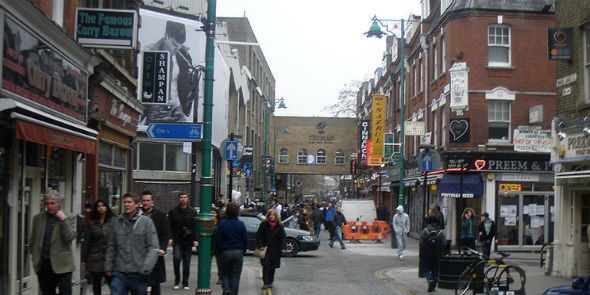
16,118,96,154
439,174,483,198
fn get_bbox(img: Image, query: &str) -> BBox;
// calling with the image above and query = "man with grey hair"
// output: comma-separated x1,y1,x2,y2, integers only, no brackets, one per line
29,190,77,295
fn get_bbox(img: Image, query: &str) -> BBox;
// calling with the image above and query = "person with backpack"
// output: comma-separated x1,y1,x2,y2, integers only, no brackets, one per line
478,212,496,259
420,215,446,292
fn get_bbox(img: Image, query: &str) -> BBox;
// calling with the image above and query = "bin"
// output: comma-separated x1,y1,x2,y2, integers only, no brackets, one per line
438,255,481,290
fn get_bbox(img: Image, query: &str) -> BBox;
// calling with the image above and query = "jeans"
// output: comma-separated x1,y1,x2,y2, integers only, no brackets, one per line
219,250,244,295
423,256,441,285
481,240,492,259
327,222,336,240
110,271,148,295
173,242,193,286
330,226,345,248
396,233,407,256
313,222,322,238
91,271,112,295
38,260,72,295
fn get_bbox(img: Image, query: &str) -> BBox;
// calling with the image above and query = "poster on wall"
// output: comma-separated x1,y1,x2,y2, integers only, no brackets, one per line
449,118,470,143
137,9,206,131
2,16,88,123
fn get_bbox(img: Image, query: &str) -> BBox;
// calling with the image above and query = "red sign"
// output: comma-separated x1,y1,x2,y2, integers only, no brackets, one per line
16,120,96,154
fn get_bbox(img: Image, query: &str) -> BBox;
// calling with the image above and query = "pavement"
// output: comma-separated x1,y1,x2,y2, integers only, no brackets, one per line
90,233,575,295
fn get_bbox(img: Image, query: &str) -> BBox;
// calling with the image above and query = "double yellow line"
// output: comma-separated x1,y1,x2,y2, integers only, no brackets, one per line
375,268,417,295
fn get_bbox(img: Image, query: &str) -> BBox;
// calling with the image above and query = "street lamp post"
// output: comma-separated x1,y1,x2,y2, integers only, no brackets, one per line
272,126,289,197
365,16,413,208
263,97,286,202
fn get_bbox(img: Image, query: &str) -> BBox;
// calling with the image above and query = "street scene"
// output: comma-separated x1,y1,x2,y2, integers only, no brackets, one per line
1,0,590,295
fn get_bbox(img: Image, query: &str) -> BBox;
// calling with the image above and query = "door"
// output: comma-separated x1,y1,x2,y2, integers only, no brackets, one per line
17,167,41,294
579,192,590,275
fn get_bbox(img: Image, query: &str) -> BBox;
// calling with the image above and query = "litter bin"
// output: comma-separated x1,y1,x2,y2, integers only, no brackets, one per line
438,254,481,290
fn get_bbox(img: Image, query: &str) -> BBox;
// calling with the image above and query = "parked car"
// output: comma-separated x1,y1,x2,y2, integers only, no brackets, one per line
238,211,319,257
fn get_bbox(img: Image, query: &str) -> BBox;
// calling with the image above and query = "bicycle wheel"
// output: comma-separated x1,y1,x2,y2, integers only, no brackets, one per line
488,265,526,295
483,266,501,295
455,267,473,295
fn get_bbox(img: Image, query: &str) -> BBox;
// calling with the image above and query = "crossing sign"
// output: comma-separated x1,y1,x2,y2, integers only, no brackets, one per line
225,141,238,160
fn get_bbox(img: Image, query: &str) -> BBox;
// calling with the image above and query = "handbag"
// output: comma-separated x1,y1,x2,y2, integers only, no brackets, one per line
254,225,279,259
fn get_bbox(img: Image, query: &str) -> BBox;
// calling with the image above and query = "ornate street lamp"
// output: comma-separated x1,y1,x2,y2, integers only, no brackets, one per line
264,97,286,202
365,15,414,207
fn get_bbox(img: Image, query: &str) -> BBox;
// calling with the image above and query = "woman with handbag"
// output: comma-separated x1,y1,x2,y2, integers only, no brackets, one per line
82,199,114,295
215,202,248,295
255,209,286,289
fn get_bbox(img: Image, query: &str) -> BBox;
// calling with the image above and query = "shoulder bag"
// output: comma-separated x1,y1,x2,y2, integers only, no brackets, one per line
254,226,279,259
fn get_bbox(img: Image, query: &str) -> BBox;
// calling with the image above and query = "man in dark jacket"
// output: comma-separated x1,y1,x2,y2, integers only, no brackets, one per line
478,212,497,259
168,193,198,290
329,206,347,249
420,216,446,292
311,204,324,238
141,191,170,295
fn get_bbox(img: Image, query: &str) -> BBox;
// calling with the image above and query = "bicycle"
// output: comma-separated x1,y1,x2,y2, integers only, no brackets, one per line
455,248,526,295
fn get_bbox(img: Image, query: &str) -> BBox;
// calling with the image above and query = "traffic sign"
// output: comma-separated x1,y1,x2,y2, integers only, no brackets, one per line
225,141,238,160
421,152,433,172
146,123,202,140
243,164,252,178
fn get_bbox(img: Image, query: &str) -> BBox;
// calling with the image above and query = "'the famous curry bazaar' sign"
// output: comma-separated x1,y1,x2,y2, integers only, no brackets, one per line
2,16,88,122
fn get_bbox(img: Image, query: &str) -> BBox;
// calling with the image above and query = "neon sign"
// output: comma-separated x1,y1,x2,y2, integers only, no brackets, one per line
498,183,522,192
474,159,486,170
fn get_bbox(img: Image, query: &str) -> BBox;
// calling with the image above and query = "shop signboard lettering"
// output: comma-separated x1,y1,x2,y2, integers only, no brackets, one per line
140,51,170,104
75,8,138,49
446,154,552,172
565,133,590,157
359,120,370,162
513,126,551,153
2,16,88,122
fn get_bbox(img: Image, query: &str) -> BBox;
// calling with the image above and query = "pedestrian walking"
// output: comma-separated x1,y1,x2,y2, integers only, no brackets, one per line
215,202,248,295
329,206,347,249
140,191,170,295
432,204,445,229
256,209,286,289
83,199,114,295
392,205,410,260
211,207,223,285
104,193,159,295
311,204,324,238
29,190,77,295
300,206,311,231
282,210,300,229
420,216,446,292
478,212,496,259
167,192,199,290
460,208,477,252
324,202,336,240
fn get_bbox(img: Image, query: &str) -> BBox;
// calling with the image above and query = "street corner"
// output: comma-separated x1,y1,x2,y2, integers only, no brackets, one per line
376,266,422,295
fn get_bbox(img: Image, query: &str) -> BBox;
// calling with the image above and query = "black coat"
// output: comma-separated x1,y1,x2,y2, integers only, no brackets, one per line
478,219,497,242
83,217,113,272
255,221,286,269
145,208,170,284
168,205,197,243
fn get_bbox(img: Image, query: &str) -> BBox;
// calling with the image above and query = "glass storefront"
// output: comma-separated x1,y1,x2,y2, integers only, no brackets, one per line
98,142,127,214
496,182,554,248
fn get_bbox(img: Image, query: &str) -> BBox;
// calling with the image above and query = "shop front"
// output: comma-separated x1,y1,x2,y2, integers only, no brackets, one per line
551,119,590,277
0,2,97,294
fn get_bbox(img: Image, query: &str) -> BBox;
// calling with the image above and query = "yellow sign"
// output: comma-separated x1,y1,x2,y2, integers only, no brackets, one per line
368,157,382,166
498,183,522,192
372,95,386,158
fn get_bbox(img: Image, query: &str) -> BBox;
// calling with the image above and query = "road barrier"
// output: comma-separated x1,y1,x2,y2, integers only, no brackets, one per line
342,220,389,240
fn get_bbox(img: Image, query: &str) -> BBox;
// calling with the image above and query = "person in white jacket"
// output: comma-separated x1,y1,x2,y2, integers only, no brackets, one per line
392,205,410,260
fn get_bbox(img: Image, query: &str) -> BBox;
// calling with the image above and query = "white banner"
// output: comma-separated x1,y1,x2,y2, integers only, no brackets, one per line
513,126,551,153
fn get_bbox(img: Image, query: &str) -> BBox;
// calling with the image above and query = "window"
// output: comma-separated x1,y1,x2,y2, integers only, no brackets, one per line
335,150,345,165
432,42,438,79
317,149,326,165
488,100,511,141
297,149,307,165
488,25,511,67
137,142,188,171
279,148,289,164
584,27,590,103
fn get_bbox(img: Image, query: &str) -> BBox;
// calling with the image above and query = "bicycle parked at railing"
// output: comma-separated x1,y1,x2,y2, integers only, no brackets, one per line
455,248,526,295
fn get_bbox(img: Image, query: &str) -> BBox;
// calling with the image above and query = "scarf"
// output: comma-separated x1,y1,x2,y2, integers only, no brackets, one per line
269,220,277,231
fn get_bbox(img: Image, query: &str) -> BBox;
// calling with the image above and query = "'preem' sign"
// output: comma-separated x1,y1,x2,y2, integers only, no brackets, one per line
75,8,138,49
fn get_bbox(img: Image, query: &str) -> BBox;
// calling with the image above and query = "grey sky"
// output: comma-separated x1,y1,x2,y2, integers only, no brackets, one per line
217,0,421,117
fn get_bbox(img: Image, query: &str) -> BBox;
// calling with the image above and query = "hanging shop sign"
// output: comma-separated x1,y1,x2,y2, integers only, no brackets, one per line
2,16,88,123
372,95,385,158
449,118,470,143
548,28,573,60
446,152,552,172
140,51,170,104
449,62,469,115
405,121,425,136
75,8,138,49
359,120,370,162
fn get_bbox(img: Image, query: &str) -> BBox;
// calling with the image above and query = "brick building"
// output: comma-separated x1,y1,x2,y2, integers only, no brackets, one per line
551,0,590,278
359,0,556,247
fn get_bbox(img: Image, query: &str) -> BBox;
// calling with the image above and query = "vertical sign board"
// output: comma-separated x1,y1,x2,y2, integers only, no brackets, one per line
371,95,386,159
140,51,170,104
359,120,370,164
75,8,138,49
548,28,573,60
